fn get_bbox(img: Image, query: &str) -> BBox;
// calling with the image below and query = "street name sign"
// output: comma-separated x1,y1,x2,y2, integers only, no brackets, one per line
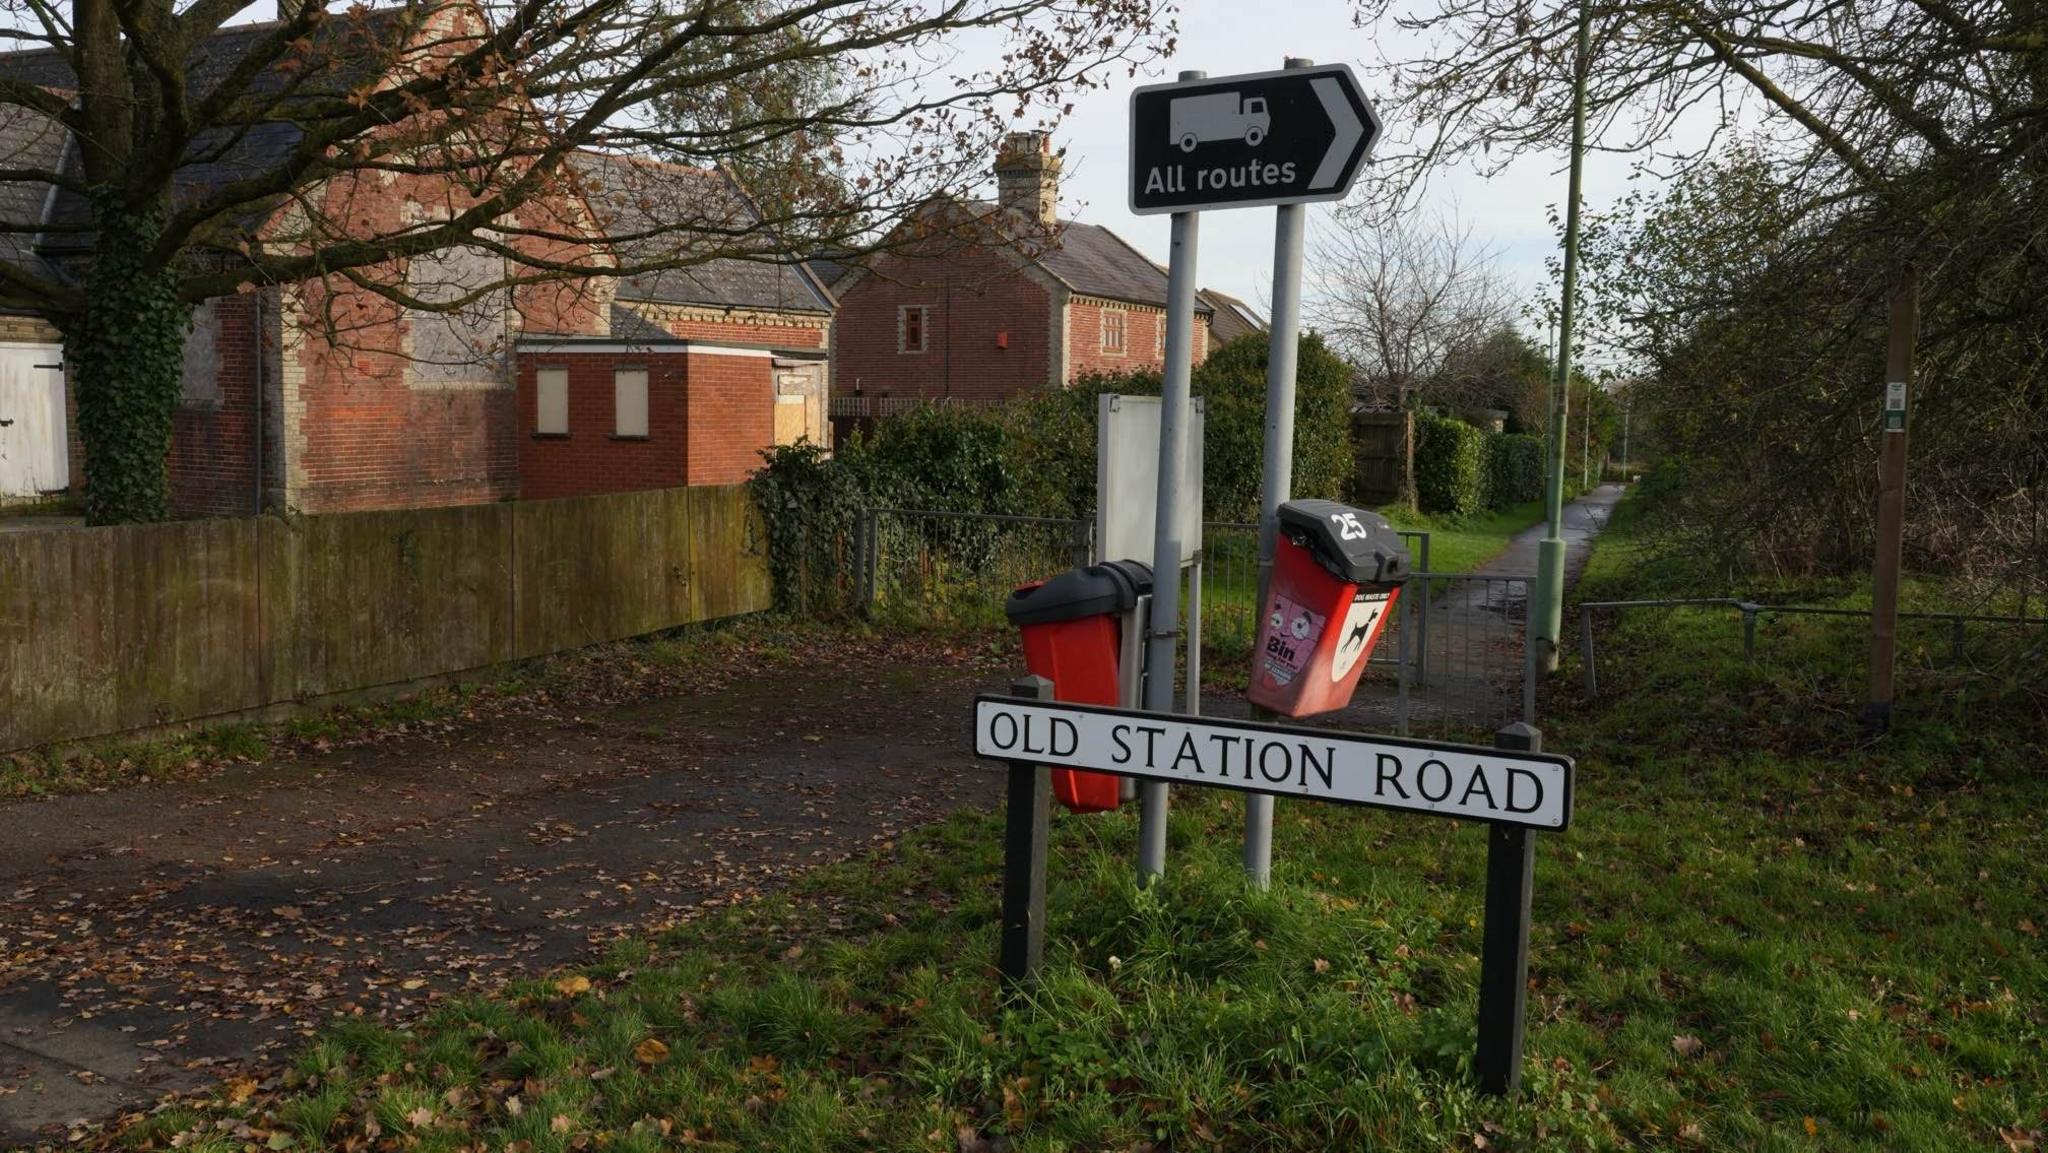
1129,64,1380,215
981,676,1573,1098
975,695,1572,830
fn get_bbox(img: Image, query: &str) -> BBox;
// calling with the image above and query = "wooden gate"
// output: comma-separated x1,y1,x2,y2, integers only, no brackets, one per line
0,343,67,499
1352,411,1411,505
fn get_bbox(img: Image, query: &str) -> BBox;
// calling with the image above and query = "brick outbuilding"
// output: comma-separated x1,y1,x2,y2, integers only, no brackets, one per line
515,337,827,499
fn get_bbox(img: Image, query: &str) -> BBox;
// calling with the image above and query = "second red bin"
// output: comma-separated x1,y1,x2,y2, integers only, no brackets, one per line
1248,500,1411,718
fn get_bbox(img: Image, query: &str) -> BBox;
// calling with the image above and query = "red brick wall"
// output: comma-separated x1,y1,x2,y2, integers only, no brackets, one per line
515,348,773,496
170,294,261,517
278,159,610,514
1066,299,1206,380
290,287,521,512
517,351,688,500
834,244,1054,402
684,352,774,485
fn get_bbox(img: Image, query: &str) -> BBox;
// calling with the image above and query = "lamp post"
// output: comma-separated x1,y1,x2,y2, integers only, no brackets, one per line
1533,1,1592,672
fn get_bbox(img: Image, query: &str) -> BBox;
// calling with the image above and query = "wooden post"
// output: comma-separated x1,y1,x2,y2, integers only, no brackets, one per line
999,674,1055,989
1476,722,1540,1096
1864,265,1918,734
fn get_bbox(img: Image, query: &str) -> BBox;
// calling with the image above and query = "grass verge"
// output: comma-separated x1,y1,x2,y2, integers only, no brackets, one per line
90,504,2045,1152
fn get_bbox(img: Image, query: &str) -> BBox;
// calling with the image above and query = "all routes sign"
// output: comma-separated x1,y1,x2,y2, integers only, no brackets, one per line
1128,64,1380,215
974,695,1573,830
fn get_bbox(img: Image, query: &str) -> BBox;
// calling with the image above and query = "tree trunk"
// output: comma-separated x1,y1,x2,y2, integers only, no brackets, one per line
72,199,188,525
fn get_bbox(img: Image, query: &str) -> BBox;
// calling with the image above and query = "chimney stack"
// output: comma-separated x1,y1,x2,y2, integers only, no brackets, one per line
995,132,1060,227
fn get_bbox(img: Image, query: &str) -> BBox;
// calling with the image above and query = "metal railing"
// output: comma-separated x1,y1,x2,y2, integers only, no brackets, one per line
1394,571,1537,734
828,395,1007,418
831,507,1533,732
1577,597,2048,700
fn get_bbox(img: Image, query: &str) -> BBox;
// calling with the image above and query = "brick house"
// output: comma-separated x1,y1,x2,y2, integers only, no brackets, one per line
830,133,1214,408
0,13,833,516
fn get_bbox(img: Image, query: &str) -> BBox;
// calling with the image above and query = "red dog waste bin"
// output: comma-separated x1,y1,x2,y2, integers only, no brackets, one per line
1005,560,1152,812
1248,500,1410,718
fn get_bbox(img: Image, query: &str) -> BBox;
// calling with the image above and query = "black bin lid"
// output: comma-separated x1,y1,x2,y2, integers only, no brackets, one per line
1276,500,1411,584
1005,559,1154,626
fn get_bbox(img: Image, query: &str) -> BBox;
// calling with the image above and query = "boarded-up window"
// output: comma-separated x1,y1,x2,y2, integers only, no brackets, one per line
407,245,506,385
899,305,928,353
1102,308,1127,354
180,300,220,407
614,367,648,437
536,366,569,434
774,395,806,446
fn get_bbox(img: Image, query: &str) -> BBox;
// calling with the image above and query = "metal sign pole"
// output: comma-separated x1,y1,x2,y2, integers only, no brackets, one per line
1243,59,1315,890
1138,71,1207,883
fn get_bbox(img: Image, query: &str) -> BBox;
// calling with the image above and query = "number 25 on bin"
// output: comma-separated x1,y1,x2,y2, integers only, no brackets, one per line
1331,512,1369,541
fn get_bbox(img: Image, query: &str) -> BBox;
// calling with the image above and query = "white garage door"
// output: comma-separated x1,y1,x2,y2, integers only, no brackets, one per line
0,343,67,498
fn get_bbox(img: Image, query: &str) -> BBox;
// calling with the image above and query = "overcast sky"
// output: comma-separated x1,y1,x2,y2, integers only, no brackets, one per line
1000,0,1654,338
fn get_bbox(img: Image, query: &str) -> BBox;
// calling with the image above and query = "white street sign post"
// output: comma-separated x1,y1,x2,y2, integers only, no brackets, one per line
1131,61,1381,888
982,677,1570,1098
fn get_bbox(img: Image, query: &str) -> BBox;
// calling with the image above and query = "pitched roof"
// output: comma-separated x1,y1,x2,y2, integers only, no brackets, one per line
0,103,68,279
567,151,833,316
936,201,1207,312
1199,288,1267,343
0,10,415,260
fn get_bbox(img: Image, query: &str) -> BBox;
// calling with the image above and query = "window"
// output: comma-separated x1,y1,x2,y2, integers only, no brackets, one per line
899,305,928,353
535,367,569,435
1101,308,1127,355
614,367,648,437
180,299,221,407
1155,313,1166,359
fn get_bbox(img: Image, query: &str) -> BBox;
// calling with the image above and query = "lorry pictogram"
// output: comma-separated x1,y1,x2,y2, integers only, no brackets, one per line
1168,92,1270,152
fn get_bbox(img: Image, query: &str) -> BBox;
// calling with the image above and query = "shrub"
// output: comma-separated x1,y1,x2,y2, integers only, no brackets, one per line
1485,433,1544,508
1189,332,1354,522
749,333,1357,611
1414,415,1487,516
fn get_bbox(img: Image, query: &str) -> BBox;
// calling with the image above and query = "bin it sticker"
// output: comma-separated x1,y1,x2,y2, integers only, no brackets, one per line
1260,595,1326,687
1329,591,1393,682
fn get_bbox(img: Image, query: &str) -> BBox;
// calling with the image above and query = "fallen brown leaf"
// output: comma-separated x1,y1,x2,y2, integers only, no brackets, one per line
633,1037,670,1065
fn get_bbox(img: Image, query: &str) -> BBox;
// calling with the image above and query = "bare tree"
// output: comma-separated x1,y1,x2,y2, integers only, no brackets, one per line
1307,205,1518,410
0,0,1170,522
1347,0,2048,600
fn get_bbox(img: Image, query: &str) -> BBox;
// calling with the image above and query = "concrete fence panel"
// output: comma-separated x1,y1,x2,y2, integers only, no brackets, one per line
268,504,517,701
0,519,265,749
0,483,768,753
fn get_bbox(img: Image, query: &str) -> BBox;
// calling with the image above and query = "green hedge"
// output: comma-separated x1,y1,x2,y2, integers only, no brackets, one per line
1485,432,1545,508
751,333,1355,612
1414,414,1488,516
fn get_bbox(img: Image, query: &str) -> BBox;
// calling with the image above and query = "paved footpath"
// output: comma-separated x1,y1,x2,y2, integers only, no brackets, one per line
1477,482,1623,587
0,652,1008,1143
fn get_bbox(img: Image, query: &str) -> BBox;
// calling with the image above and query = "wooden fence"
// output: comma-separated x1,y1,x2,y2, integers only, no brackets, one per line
0,484,770,752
